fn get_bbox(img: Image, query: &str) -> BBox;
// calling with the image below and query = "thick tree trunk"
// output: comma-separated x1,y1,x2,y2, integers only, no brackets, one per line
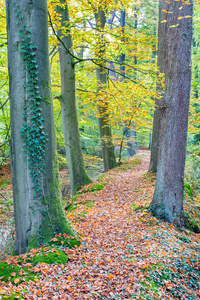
150,0,193,225
6,0,75,254
149,0,166,172
57,1,92,196
95,8,116,172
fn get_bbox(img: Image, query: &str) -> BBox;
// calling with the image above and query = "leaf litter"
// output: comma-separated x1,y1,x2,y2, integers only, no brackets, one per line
0,150,199,299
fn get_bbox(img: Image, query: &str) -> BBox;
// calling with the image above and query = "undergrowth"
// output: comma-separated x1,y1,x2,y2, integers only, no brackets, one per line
0,233,80,288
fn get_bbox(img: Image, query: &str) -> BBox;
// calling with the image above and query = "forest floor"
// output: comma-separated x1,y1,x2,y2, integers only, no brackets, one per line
0,150,200,299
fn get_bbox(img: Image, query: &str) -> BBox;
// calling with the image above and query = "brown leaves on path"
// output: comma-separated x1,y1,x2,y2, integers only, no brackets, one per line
0,151,199,299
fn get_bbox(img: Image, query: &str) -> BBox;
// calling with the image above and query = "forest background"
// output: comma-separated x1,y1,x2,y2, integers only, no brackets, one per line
0,0,200,298
0,0,199,183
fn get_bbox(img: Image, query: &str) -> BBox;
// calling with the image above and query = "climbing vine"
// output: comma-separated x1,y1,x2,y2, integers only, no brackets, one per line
13,1,48,199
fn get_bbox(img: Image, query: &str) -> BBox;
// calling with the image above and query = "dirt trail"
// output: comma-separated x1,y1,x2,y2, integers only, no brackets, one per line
1,150,200,299
21,150,154,299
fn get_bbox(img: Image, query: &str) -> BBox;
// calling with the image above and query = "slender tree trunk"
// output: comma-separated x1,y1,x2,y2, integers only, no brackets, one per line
149,0,167,172
95,8,116,172
192,38,200,145
120,10,137,157
150,0,193,225
193,38,198,100
57,1,92,196
6,0,75,254
108,11,137,160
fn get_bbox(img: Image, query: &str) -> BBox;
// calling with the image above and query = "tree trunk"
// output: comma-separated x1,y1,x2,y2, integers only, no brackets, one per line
95,8,116,172
57,1,92,196
6,0,75,254
120,10,137,157
150,0,193,225
149,0,166,172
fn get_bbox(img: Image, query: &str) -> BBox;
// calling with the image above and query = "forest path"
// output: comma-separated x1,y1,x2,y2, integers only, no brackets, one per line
35,150,155,299
1,150,200,299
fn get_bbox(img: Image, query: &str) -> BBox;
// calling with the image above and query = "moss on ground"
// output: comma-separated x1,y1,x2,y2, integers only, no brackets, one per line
25,248,68,266
0,234,80,287
0,262,39,285
47,234,80,248
131,203,149,211
77,182,107,194
0,290,27,300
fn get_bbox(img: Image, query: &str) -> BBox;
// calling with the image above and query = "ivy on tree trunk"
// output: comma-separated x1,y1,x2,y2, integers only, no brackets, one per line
6,0,75,254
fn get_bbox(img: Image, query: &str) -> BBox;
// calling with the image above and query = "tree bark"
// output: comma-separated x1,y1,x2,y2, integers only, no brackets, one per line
108,11,137,160
120,10,137,157
149,0,167,172
150,0,193,225
95,8,116,172
6,0,75,254
57,1,92,196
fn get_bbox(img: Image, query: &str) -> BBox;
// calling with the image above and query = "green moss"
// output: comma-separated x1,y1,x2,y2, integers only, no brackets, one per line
47,235,80,249
25,248,68,265
0,262,39,285
0,262,20,282
91,183,106,192
27,223,55,251
73,169,93,196
42,96,51,105
27,155,75,250
131,204,148,211
77,182,107,194
0,290,27,300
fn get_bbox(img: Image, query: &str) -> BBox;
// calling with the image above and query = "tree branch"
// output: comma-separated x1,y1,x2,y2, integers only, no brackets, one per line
48,11,148,89
0,98,9,110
